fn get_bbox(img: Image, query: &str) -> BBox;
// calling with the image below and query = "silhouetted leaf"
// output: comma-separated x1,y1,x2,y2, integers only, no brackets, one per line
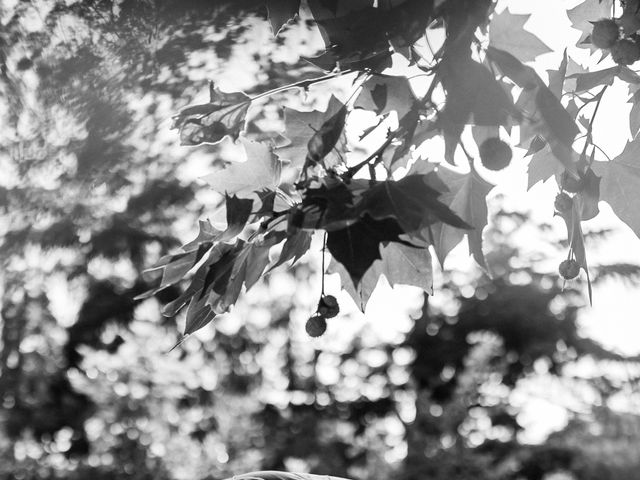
268,230,313,272
429,168,493,268
278,96,346,170
172,83,250,145
304,100,347,169
354,74,416,117
332,240,433,311
527,144,562,190
567,0,614,46
327,215,410,286
489,8,552,62
266,0,300,35
575,166,601,221
593,134,640,238
568,67,618,93
439,57,517,163
488,47,579,177
358,174,471,234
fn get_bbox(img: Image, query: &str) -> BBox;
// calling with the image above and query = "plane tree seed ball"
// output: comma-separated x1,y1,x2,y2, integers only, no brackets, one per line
559,259,580,280
591,19,619,49
479,137,512,171
554,192,573,214
305,315,327,338
317,295,339,319
611,38,640,65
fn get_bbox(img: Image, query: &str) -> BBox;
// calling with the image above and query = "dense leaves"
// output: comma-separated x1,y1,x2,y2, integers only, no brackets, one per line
138,0,640,324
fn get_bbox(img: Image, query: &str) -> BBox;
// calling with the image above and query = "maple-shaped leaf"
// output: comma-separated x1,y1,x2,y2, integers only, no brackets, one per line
181,220,221,252
574,167,601,221
629,87,640,137
489,8,552,63
327,214,411,286
182,195,253,252
172,83,250,146
527,144,562,190
428,168,493,268
135,242,213,301
331,240,433,311
357,174,471,234
266,0,300,35
304,100,348,169
438,57,517,163
593,134,640,238
547,49,568,99
212,231,285,313
184,295,217,336
568,67,618,93
306,2,392,71
277,96,346,171
567,0,613,46
135,195,251,302
202,138,281,196
487,47,579,177
160,243,237,317
291,179,362,231
354,74,417,118
268,230,313,272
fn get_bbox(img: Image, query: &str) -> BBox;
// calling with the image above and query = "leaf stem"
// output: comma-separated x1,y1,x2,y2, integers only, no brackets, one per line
344,128,400,179
248,70,354,103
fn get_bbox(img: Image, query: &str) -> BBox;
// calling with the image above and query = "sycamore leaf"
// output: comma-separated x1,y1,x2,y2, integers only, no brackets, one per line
575,167,601,221
487,47,579,177
292,179,363,231
354,74,416,118
567,0,613,45
182,220,221,252
266,0,300,35
547,49,568,99
134,243,213,301
358,174,471,234
161,243,236,317
268,230,313,272
429,168,493,268
331,241,432,311
306,3,392,71
184,294,216,336
628,87,640,137
304,100,348,168
136,195,251,302
439,57,517,163
172,84,250,146
215,232,285,312
527,144,562,190
326,215,410,286
593,135,640,238
182,195,253,252
278,96,346,170
568,67,618,93
489,8,552,63
202,138,281,196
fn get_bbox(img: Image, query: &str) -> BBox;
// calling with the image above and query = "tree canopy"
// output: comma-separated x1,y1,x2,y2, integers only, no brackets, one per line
128,0,640,339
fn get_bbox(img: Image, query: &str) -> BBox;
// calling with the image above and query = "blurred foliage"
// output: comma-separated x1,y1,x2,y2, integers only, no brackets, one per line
1,2,640,480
